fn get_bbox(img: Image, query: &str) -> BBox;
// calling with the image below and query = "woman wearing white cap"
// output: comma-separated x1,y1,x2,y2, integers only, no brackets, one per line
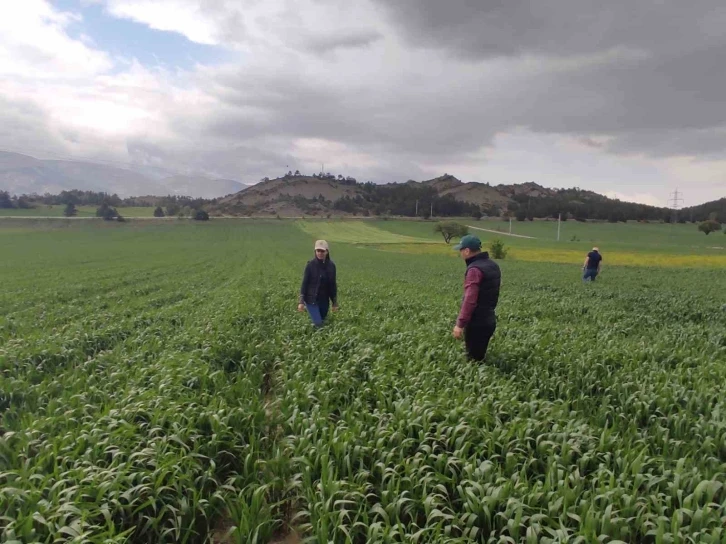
298,240,338,327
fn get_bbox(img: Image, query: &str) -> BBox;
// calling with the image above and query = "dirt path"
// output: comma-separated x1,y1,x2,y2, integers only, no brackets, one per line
467,225,538,239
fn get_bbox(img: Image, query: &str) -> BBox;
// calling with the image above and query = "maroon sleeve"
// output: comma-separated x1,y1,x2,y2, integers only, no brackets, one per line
456,267,483,328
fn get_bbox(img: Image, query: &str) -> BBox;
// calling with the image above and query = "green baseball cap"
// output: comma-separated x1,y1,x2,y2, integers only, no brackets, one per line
453,234,481,251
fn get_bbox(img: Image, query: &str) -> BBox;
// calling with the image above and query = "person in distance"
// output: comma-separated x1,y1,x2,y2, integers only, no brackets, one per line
582,247,603,281
452,235,501,361
298,240,339,327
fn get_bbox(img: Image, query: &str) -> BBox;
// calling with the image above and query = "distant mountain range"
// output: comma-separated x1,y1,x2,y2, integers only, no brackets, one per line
0,151,247,199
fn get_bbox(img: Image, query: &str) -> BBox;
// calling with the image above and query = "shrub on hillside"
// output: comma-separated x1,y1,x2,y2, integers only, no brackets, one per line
489,239,508,259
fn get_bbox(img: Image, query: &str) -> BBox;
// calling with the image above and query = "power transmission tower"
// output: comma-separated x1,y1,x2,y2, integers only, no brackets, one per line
668,189,684,223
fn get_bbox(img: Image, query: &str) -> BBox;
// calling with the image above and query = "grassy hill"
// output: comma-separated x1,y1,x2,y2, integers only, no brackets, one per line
213,175,361,216
210,173,702,221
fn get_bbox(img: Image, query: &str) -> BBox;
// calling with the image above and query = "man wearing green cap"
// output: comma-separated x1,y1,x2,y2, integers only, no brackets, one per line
452,234,501,361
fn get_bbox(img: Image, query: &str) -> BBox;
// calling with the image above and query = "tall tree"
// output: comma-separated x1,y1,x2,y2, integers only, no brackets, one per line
63,202,77,217
698,220,721,235
0,191,13,209
434,222,468,244
96,203,118,221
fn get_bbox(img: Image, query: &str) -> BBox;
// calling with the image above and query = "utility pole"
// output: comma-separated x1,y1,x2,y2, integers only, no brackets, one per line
668,188,684,223
509,216,512,234
557,213,561,241
430,202,433,218
415,199,418,217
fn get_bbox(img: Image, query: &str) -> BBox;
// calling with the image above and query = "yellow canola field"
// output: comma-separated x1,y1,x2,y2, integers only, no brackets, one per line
367,243,726,268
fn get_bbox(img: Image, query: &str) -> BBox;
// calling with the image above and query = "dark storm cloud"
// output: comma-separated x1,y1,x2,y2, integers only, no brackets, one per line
195,59,506,162
183,0,726,166
605,129,726,158
302,31,383,54
369,0,726,158
371,0,726,60
579,137,605,149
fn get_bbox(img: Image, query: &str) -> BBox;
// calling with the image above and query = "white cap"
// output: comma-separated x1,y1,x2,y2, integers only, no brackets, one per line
314,240,329,251
592,247,599,251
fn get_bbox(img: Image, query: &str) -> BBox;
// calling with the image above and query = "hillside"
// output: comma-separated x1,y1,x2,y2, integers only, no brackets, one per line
416,174,512,208
214,175,360,216
213,173,523,217
0,151,246,199
211,172,724,222
681,197,726,223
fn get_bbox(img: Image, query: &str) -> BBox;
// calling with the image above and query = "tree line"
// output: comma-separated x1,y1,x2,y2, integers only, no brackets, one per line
0,190,212,210
1,189,211,221
509,190,665,222
683,198,726,224
507,189,725,224
0,191,34,209
60,201,208,221
332,183,482,217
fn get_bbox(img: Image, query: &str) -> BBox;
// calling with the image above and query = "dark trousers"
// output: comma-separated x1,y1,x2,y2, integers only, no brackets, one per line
465,318,497,361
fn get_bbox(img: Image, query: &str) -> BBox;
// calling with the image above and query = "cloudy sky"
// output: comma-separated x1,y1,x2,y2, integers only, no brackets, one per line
1,0,725,205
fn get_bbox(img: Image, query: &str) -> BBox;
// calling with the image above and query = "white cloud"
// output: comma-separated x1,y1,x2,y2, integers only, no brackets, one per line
103,0,221,45
101,0,390,52
0,0,112,79
0,1,194,161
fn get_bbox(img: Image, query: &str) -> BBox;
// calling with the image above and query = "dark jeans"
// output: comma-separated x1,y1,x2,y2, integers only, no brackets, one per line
305,299,330,327
465,317,497,361
583,268,599,281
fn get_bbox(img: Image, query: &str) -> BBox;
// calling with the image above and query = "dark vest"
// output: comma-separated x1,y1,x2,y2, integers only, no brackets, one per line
465,252,501,318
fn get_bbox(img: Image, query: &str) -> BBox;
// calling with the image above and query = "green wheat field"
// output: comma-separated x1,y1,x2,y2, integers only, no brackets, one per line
1,219,725,543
